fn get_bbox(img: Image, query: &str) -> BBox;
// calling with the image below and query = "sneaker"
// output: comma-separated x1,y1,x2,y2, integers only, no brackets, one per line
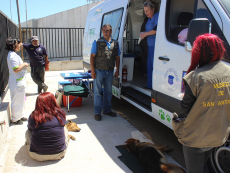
12,120,23,125
21,117,28,121
94,114,102,121
43,85,48,92
103,111,117,117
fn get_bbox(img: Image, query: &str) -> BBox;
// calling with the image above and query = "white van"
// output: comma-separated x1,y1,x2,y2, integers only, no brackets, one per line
83,0,230,172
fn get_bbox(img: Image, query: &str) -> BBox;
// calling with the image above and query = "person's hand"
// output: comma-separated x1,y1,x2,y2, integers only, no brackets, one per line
114,70,119,78
23,62,29,67
140,32,147,39
91,69,96,79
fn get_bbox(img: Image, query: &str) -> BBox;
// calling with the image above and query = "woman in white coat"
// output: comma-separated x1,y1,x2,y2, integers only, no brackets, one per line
5,37,29,124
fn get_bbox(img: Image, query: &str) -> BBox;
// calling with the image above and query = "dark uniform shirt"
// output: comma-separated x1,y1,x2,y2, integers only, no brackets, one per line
23,43,47,67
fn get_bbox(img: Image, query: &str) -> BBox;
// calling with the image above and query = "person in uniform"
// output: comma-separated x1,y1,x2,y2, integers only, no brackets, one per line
140,0,159,89
173,34,230,173
5,37,29,125
90,23,120,121
23,36,49,94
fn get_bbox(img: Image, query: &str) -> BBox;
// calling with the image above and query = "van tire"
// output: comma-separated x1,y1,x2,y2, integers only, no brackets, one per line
207,140,230,173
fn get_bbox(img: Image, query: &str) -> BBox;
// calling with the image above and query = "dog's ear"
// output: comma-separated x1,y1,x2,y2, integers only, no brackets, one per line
68,119,72,123
125,138,134,143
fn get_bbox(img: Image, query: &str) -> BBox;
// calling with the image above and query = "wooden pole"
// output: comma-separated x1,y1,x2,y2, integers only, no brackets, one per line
16,0,24,61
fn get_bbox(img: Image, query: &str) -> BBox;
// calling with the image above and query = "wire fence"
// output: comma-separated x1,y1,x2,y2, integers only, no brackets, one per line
0,11,20,101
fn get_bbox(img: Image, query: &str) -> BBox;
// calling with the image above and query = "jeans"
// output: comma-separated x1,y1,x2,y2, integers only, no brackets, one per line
31,66,47,92
147,46,155,89
183,145,214,173
93,69,114,114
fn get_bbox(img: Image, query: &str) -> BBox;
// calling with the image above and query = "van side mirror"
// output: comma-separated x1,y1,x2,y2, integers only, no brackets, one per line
185,18,210,51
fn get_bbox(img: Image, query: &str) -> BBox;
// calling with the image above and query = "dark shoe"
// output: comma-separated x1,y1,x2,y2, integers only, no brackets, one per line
21,117,28,121
95,114,102,121
43,85,48,92
12,120,23,125
103,111,117,117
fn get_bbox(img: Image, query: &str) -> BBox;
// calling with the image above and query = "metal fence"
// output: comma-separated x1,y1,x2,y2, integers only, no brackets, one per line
21,28,85,60
0,11,20,101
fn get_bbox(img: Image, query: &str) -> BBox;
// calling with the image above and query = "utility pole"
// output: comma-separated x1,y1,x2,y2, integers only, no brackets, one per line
25,0,28,42
16,0,24,60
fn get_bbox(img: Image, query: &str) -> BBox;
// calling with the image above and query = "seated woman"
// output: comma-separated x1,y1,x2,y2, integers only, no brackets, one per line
25,92,69,161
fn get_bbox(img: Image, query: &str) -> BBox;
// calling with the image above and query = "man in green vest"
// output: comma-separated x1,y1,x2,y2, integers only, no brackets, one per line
90,23,120,121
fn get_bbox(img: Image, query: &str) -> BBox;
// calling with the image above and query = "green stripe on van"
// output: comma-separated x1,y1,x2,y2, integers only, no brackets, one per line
13,66,19,70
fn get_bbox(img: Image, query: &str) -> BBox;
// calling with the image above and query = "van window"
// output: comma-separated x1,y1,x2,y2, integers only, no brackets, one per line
101,8,124,40
165,0,194,45
195,0,222,37
219,0,230,17
196,0,230,62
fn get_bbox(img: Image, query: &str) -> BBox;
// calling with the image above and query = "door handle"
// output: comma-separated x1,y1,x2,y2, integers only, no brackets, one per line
158,56,170,61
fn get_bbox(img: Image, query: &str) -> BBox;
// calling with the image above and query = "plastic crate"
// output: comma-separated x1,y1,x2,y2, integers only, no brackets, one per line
63,95,82,107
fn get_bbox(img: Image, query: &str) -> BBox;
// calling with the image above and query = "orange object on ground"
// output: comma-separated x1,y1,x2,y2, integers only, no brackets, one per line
45,61,49,71
62,95,82,107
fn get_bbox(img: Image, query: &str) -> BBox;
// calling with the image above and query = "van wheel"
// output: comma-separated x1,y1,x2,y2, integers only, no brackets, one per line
208,140,230,173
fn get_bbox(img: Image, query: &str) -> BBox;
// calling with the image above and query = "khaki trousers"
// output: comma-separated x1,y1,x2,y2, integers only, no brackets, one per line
25,127,69,161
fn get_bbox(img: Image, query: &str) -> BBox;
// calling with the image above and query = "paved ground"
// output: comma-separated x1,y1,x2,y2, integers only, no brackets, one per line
0,70,184,173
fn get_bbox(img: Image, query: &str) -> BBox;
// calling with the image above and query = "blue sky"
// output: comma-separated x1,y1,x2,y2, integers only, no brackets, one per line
0,0,91,24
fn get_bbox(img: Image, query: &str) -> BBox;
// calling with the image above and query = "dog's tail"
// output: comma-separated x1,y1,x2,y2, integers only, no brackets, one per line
160,163,186,173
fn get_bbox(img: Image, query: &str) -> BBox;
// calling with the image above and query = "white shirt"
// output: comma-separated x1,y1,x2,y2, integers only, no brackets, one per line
7,51,27,90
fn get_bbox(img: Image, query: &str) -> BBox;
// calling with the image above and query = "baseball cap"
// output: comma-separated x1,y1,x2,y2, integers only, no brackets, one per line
31,36,38,41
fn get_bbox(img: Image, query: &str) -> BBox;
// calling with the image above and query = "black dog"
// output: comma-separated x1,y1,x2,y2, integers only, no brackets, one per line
124,138,186,173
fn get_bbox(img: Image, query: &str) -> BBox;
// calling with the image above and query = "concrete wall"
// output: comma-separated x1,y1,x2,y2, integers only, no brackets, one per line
25,60,84,73
0,89,11,157
21,1,103,28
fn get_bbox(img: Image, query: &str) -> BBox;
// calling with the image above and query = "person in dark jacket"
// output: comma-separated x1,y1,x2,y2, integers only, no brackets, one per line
23,36,49,94
25,92,69,161
173,34,230,173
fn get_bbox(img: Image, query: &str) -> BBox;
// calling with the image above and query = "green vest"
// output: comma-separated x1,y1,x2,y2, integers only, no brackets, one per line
94,37,119,70
173,61,230,148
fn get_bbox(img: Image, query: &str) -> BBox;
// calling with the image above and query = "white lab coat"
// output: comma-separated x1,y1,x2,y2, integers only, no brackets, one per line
7,51,27,122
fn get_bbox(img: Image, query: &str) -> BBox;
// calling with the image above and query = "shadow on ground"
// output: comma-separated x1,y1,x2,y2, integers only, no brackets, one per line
15,145,60,167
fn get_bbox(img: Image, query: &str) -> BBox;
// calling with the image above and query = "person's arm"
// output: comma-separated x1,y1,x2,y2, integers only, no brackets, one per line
114,45,120,78
140,30,157,39
90,53,96,79
44,55,48,61
179,82,196,118
13,62,29,73
27,115,34,131
90,40,97,79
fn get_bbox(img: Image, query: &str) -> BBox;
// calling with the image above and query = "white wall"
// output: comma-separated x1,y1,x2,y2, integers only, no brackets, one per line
21,1,103,28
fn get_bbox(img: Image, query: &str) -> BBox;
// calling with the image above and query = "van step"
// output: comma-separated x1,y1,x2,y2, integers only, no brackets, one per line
121,87,151,111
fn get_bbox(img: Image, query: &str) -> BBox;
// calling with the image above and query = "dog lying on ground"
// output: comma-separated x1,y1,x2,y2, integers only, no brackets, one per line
65,119,81,141
124,138,186,173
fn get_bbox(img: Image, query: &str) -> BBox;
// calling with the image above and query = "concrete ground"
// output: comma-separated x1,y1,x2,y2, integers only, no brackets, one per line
0,70,184,173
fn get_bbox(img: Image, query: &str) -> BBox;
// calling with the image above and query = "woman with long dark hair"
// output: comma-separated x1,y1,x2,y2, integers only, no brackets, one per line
25,92,69,161
173,34,230,173
5,37,29,124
